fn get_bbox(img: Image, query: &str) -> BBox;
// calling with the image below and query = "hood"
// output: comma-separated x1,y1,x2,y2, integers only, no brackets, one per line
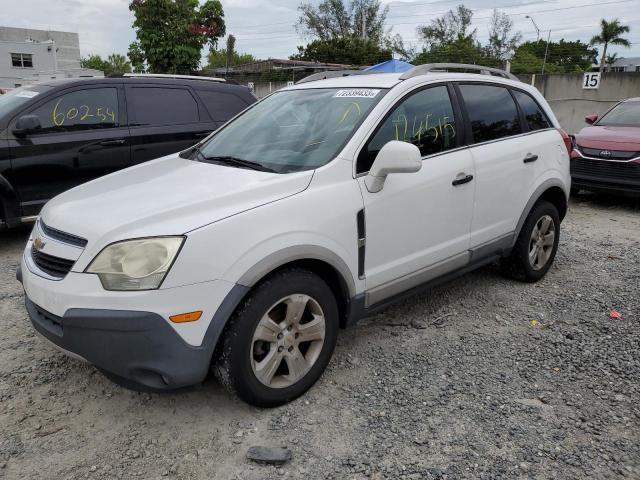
41,154,313,244
575,125,640,151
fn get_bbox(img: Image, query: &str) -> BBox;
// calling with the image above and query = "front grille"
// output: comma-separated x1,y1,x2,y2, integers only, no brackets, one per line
571,158,640,185
40,221,88,248
578,146,639,161
31,248,75,278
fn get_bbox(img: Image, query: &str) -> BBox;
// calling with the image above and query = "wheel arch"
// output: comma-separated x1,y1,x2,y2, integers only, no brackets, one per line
513,180,568,247
236,246,356,329
0,173,21,227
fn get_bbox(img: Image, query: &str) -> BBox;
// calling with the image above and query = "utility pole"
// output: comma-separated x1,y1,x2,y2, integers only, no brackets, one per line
525,15,540,41
542,29,551,75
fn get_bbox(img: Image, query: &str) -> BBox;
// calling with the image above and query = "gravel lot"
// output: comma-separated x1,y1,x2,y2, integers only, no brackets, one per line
1,193,639,480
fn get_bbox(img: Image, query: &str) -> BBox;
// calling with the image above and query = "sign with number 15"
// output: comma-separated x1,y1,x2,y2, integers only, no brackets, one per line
583,72,601,89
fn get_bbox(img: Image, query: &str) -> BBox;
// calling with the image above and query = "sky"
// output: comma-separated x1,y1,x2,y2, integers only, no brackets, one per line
0,0,638,64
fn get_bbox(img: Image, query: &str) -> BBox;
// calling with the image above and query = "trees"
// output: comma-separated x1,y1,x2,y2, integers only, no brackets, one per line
487,10,521,60
128,0,226,74
207,35,255,70
590,19,631,73
604,52,619,67
297,0,389,44
80,54,132,75
292,37,391,65
417,5,476,48
511,40,597,74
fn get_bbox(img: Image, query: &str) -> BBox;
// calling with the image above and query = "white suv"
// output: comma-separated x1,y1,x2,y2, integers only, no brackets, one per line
18,64,571,406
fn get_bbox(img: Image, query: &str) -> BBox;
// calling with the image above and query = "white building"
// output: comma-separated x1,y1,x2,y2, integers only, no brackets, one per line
0,26,103,89
604,57,640,72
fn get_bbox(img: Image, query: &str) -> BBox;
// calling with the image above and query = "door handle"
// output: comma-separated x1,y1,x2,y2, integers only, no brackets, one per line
523,153,539,163
99,139,126,146
452,174,474,186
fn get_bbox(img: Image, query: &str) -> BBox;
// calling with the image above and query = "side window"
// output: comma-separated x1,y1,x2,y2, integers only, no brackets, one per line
29,88,119,132
196,89,249,121
357,85,457,173
128,87,199,126
512,90,551,131
459,84,522,143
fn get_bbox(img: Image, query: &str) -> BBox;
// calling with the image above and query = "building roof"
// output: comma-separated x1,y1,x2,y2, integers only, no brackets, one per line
611,57,640,66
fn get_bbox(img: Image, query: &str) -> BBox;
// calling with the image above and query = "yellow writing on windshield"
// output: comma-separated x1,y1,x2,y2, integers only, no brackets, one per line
393,113,455,143
338,102,362,125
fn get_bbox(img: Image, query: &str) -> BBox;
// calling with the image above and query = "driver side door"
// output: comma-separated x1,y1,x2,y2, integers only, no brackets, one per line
356,84,475,306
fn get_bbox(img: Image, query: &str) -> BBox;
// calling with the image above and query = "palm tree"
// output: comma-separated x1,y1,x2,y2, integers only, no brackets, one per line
590,19,631,73
106,54,132,75
604,52,619,71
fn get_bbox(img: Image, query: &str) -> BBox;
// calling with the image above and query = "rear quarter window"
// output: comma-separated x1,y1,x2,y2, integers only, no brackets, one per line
196,89,250,121
512,90,551,131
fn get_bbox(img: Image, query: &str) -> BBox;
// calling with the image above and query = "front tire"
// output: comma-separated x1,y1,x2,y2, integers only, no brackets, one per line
214,268,339,407
501,200,560,283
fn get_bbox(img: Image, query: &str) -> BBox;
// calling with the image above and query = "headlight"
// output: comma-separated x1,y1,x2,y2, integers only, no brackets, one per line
86,237,184,291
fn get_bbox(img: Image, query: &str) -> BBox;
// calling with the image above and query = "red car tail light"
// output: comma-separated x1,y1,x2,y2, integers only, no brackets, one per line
558,129,573,157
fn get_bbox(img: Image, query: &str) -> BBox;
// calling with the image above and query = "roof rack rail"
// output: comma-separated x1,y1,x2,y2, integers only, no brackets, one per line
122,73,226,83
399,63,519,82
296,69,370,84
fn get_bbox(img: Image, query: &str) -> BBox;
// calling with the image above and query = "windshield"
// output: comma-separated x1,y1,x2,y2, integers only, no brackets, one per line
197,87,386,172
598,102,640,126
0,84,52,119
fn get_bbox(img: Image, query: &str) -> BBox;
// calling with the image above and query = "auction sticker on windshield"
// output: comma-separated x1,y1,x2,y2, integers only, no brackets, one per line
334,89,380,98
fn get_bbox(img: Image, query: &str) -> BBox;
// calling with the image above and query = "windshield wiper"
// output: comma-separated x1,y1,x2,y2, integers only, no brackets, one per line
199,154,277,173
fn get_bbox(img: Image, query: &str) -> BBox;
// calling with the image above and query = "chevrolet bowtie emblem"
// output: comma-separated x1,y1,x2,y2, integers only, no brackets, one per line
33,237,46,251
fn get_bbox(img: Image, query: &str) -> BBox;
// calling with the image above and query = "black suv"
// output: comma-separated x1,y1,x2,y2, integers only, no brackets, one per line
0,75,256,228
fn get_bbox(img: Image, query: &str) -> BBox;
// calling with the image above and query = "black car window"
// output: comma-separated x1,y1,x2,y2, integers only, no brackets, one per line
196,89,249,121
459,84,522,143
128,87,199,126
358,85,457,173
29,88,119,132
512,90,551,131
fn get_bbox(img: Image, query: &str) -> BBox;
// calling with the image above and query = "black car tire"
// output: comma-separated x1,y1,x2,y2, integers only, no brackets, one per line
214,268,339,407
501,200,560,283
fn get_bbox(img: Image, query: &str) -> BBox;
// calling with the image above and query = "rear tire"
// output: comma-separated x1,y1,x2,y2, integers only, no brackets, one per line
214,268,339,407
501,200,560,283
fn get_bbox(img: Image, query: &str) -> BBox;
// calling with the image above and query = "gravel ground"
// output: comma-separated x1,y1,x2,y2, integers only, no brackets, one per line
0,193,639,480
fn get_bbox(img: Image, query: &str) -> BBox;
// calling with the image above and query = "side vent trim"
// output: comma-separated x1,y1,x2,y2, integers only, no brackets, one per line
356,209,366,279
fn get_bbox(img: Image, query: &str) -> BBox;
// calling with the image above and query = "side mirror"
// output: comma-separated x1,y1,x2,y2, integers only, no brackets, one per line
13,115,42,136
585,114,598,125
365,140,422,193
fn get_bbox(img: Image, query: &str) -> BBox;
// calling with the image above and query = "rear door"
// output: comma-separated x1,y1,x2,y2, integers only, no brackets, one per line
194,86,254,125
456,82,546,248
125,84,215,164
7,84,130,216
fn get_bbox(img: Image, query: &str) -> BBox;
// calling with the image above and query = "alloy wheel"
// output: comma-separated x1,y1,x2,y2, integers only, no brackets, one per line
250,294,326,388
528,214,556,271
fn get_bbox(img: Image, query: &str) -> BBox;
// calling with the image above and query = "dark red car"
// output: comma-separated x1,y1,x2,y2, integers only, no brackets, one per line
570,97,640,196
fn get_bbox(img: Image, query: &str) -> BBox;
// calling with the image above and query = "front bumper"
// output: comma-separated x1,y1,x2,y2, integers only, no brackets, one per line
25,296,212,390
570,158,640,196
19,251,248,391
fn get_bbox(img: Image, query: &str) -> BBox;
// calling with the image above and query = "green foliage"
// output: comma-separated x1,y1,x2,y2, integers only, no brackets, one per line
511,40,597,74
590,18,631,72
291,37,391,66
418,4,476,48
208,49,255,69
297,0,388,45
127,43,146,73
413,37,500,67
80,54,109,72
80,54,132,75
128,0,226,74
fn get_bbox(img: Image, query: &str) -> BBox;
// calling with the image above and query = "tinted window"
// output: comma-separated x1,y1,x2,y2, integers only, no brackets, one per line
129,87,199,126
29,88,118,132
512,90,551,131
0,84,52,120
358,86,457,173
196,90,249,121
459,84,521,143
